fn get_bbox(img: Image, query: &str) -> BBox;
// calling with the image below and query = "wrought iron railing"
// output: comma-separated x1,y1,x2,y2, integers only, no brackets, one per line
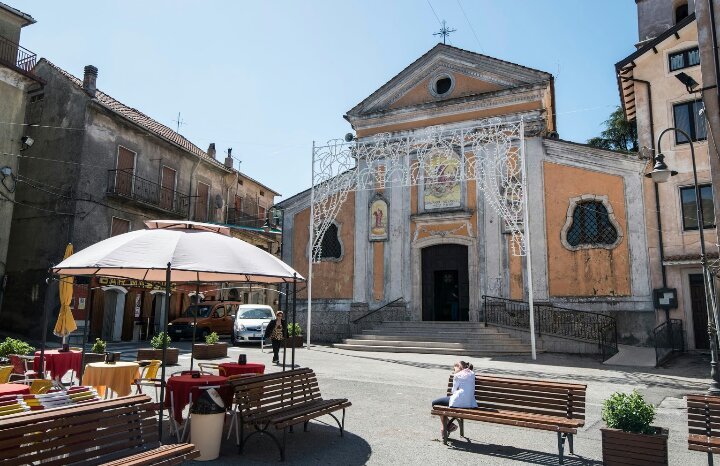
107,169,189,216
227,207,267,229
353,297,404,324
0,35,36,74
482,295,619,361
653,319,685,366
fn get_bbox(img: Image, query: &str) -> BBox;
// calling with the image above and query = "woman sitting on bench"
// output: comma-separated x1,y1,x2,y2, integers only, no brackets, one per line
431,360,477,437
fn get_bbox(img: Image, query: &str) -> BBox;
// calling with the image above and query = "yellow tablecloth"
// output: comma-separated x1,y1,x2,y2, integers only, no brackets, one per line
82,362,140,397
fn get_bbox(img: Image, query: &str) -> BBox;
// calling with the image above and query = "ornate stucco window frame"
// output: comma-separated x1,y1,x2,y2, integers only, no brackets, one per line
560,194,623,251
428,71,456,99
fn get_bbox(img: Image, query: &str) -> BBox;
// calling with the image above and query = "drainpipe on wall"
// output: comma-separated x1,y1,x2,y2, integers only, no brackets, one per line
225,171,238,224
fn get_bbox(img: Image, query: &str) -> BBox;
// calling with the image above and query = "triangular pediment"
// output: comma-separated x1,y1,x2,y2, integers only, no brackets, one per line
346,44,551,118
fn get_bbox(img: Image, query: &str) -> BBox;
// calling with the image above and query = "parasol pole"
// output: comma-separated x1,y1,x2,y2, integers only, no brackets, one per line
79,282,92,382
190,282,199,371
158,262,171,443
38,273,55,380
292,274,297,369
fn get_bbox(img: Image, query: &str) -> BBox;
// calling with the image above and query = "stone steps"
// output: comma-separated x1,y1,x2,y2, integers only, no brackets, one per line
335,321,537,356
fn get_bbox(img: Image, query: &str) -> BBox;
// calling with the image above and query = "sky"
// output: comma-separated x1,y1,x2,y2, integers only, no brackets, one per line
15,0,639,201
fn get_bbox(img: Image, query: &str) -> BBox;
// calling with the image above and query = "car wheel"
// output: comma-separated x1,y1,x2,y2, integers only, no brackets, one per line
231,331,238,346
200,328,209,339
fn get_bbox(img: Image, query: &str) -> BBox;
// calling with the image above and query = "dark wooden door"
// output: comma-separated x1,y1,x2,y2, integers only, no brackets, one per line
690,273,710,349
421,244,469,321
160,166,176,211
116,147,135,196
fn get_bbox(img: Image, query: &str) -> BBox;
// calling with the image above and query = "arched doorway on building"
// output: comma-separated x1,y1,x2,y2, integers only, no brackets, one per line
421,244,469,321
100,286,127,342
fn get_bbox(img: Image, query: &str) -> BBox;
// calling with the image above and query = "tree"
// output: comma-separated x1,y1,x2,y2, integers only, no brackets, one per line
586,106,638,153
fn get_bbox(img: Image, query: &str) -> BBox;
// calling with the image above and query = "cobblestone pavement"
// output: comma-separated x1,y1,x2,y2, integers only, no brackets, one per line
106,339,711,465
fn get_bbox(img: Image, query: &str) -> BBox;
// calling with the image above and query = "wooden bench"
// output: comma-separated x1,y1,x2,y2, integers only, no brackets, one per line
0,394,199,465
688,394,720,465
431,374,586,464
229,368,351,461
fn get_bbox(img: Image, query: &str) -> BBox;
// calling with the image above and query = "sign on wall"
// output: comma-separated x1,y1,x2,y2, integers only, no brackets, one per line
653,287,678,310
369,194,388,241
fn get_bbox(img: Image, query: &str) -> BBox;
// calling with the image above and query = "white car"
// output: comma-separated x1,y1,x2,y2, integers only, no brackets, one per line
232,305,275,345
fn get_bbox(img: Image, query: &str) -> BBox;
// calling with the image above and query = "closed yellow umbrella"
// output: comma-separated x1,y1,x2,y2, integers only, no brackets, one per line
53,244,77,343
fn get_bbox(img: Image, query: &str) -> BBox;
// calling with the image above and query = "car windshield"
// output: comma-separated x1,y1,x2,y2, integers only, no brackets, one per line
236,308,273,319
184,305,212,318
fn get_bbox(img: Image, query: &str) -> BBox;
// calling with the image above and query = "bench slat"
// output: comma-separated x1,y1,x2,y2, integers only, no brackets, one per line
101,444,200,466
431,407,580,433
474,391,586,413
432,405,584,428
470,384,586,403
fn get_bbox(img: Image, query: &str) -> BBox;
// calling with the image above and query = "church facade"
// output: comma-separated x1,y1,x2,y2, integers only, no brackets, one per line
278,44,655,347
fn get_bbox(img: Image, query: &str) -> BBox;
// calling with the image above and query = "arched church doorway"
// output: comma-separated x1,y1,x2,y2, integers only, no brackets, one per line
100,286,127,342
421,244,469,321
150,291,167,338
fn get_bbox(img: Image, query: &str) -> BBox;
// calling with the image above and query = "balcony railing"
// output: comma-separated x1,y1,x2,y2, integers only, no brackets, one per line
227,207,267,229
107,169,189,217
0,35,36,74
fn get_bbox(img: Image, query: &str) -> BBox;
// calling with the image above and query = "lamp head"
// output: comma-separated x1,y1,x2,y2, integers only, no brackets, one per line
675,72,699,92
645,153,678,183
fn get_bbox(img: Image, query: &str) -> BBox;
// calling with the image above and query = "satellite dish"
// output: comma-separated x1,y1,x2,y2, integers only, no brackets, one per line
214,194,224,209
344,133,355,142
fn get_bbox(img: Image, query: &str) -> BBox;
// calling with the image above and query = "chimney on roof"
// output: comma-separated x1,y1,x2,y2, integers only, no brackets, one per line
207,143,216,159
224,148,233,169
83,65,98,97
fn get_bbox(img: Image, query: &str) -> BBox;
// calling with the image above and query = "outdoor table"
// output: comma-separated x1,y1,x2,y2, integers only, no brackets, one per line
218,362,264,377
33,349,82,380
0,384,30,397
82,362,140,398
165,374,229,424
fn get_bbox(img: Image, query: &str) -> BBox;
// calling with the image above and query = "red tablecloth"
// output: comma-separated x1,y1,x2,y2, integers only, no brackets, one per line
0,384,30,396
164,375,229,424
218,362,265,377
34,350,82,380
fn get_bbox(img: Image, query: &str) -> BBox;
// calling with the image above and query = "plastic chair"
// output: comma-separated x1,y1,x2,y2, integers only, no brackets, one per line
197,363,219,375
29,379,53,394
0,366,13,383
134,359,162,400
8,355,39,381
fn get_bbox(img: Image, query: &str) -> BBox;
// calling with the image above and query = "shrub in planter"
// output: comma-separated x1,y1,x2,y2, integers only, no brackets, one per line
83,338,108,365
193,332,228,359
0,337,34,359
137,332,179,365
600,390,668,466
286,323,304,348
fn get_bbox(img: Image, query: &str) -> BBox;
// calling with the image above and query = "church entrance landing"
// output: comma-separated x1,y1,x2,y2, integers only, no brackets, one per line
421,244,469,321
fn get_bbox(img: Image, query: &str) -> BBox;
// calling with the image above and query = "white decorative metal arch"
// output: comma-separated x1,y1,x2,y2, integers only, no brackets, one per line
309,118,537,358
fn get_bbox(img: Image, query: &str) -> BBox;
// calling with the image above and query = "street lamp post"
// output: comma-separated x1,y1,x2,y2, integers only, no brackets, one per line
646,127,720,394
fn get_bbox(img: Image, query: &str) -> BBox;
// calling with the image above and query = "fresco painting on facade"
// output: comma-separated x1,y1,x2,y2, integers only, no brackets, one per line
423,151,462,210
369,195,388,241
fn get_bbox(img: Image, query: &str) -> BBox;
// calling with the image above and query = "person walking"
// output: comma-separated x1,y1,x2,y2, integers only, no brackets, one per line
263,310,289,364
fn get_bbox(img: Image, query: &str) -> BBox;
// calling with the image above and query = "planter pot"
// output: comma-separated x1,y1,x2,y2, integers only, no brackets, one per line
601,427,668,466
193,343,229,360
285,336,304,348
82,353,106,365
136,348,180,365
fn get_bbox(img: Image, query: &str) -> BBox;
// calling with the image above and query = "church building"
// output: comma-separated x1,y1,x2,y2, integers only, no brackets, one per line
278,44,654,355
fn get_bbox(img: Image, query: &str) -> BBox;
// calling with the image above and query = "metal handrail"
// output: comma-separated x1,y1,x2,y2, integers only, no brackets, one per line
0,35,36,74
653,318,684,366
352,297,404,324
481,295,619,361
107,169,190,216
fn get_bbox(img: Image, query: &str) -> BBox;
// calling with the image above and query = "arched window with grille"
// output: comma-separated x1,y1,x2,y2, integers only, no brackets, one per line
561,195,622,250
319,223,342,260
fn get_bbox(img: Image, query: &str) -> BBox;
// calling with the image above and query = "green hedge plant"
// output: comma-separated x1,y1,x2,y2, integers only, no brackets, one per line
205,332,220,345
150,332,172,350
0,337,35,359
90,338,106,354
601,390,656,435
287,323,302,337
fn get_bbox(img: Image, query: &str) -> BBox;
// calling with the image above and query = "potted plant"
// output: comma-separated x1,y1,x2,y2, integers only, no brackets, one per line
137,332,179,365
286,323,304,348
83,338,108,365
600,390,668,465
0,337,34,364
193,332,228,360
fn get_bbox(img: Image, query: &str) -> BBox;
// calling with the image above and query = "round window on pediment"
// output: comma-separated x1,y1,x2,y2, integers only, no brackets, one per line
429,73,455,98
